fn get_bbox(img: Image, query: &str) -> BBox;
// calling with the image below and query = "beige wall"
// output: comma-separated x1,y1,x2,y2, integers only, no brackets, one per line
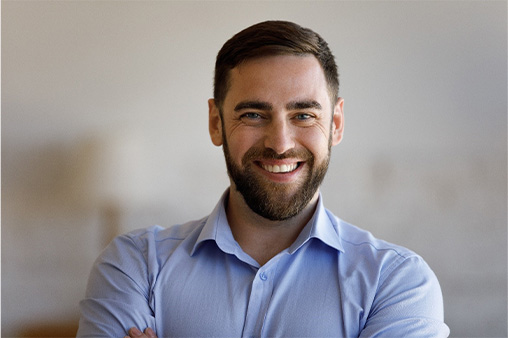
2,1,506,337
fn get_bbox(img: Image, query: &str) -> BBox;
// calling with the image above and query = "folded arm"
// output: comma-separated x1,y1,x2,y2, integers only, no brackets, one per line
77,233,158,337
360,256,449,337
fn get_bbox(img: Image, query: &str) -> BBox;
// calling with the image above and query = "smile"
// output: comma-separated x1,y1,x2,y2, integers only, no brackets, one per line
261,163,299,173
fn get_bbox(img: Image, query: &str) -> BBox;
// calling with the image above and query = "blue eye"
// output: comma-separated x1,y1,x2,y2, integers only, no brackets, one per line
244,113,260,119
296,113,312,120
239,112,266,126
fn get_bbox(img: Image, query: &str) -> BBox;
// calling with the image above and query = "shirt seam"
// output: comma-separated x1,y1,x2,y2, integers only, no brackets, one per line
338,237,410,259
116,235,153,302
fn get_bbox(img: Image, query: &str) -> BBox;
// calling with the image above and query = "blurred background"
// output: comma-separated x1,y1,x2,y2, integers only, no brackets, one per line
2,1,506,337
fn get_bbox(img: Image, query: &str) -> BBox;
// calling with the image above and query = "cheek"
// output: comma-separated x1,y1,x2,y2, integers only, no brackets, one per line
226,129,262,163
298,128,331,158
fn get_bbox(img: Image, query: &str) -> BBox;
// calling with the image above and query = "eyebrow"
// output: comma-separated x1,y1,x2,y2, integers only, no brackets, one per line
234,100,322,112
286,100,322,111
234,101,273,112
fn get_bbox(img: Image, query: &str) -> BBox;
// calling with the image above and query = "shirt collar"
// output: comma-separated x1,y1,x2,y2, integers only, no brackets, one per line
191,190,255,263
287,193,345,254
191,189,344,258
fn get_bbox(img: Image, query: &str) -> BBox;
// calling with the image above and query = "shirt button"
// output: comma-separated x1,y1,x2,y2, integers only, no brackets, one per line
259,272,268,281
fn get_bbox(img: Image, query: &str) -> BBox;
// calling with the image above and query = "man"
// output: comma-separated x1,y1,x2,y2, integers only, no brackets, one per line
77,21,449,337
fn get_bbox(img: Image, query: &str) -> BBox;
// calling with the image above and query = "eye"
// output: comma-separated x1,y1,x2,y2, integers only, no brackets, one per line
239,112,266,126
296,113,311,120
294,113,314,121
241,112,262,120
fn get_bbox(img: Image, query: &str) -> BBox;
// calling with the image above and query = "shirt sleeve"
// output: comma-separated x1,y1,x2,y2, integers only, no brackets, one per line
77,230,158,338
359,255,450,338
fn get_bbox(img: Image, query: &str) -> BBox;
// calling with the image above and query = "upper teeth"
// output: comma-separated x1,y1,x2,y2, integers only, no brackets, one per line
262,163,298,173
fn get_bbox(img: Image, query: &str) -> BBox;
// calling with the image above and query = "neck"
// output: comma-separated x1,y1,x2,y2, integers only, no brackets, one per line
225,187,319,266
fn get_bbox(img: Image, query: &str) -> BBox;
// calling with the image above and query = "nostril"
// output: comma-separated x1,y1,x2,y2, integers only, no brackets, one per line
264,134,295,155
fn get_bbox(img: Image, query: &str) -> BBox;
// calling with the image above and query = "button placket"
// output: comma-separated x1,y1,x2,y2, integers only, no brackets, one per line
241,267,274,337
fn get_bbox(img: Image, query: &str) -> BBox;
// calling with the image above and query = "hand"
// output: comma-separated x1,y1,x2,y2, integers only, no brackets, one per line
124,327,157,338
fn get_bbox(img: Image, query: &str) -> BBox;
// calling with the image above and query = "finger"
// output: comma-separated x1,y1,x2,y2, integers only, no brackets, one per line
125,326,157,338
127,327,145,337
144,327,157,338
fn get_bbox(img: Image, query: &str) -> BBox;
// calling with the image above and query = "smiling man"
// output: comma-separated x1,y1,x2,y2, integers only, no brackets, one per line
77,21,449,338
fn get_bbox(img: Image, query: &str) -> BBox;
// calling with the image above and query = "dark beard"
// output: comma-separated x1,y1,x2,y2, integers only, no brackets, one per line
222,138,331,221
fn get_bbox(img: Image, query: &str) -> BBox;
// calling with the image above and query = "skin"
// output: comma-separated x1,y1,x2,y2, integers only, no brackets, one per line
124,327,156,338
126,54,344,338
209,55,344,265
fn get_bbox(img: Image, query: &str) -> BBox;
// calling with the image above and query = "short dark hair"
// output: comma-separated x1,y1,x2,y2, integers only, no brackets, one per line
213,20,339,110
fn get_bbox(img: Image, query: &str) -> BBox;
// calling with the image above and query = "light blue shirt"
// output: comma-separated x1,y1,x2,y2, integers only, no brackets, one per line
78,191,449,337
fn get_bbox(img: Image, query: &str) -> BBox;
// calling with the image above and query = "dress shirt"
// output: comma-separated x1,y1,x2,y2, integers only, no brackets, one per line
77,190,449,337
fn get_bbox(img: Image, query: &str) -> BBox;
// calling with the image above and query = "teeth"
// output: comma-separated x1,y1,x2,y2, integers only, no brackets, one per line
262,163,298,173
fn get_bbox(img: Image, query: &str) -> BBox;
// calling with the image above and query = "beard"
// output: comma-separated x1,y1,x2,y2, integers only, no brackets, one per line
222,135,331,221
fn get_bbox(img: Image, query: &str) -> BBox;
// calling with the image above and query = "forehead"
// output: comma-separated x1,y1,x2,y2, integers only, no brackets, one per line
225,55,331,107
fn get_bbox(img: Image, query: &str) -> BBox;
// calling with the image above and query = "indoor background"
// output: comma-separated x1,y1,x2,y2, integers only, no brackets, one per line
2,1,506,337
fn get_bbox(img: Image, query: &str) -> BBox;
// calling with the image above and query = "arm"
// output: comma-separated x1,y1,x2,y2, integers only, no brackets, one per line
77,233,158,337
359,256,450,337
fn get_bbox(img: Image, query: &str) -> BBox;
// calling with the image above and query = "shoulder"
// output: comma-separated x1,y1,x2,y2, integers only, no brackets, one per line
93,217,207,278
86,217,208,297
334,215,415,258
327,214,448,335
123,218,207,246
107,217,208,262
328,211,436,285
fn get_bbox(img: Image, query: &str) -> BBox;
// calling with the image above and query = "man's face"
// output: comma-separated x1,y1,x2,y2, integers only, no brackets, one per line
209,55,344,221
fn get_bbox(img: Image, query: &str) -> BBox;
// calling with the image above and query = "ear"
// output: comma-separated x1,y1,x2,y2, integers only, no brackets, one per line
331,97,344,146
208,98,223,146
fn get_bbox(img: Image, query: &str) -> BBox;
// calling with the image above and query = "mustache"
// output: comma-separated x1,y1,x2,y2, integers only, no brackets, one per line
241,147,313,165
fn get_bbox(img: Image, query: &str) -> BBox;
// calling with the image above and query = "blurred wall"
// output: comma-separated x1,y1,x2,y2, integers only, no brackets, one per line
2,1,506,337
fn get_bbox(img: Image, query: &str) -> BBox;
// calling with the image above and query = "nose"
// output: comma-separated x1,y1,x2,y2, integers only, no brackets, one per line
263,118,295,154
